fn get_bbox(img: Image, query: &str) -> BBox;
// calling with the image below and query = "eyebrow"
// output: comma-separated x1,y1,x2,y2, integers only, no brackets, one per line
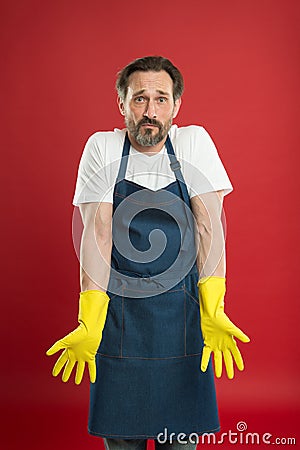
133,89,171,97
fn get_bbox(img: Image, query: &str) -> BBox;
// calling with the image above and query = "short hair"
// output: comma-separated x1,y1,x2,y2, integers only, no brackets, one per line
116,56,184,102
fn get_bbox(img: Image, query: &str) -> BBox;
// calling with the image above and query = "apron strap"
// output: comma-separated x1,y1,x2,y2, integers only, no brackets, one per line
116,133,131,183
165,135,191,208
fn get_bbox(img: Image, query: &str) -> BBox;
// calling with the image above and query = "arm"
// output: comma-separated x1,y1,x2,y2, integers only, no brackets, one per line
79,202,113,291
46,202,113,385
191,191,250,379
190,190,225,280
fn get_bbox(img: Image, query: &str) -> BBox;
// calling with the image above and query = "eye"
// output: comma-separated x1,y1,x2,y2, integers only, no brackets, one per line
157,97,168,103
134,96,145,103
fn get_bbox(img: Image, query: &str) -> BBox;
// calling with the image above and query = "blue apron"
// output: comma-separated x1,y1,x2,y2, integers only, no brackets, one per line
88,133,220,439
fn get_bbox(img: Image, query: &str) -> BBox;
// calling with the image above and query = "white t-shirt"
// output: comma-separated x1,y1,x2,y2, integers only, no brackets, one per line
73,125,233,205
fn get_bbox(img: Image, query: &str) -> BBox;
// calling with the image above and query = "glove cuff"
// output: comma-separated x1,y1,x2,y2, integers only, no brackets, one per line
197,276,226,286
78,290,110,327
198,276,226,317
79,289,110,300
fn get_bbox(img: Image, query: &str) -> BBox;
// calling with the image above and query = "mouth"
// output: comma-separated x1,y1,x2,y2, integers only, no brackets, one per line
140,124,160,133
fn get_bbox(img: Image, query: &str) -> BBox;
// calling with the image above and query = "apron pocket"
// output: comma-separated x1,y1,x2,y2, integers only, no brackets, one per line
121,288,185,358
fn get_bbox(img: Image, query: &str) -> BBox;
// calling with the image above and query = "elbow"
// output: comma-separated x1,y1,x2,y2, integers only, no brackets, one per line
196,221,212,238
95,227,112,246
82,220,112,246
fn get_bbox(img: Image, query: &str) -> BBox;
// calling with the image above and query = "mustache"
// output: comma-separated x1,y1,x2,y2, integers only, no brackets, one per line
137,118,162,129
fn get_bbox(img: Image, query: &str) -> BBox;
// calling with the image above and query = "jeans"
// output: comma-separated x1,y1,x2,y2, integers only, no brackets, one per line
104,438,197,450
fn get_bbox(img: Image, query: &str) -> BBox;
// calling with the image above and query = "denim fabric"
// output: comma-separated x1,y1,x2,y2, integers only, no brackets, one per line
88,133,220,438
111,179,197,278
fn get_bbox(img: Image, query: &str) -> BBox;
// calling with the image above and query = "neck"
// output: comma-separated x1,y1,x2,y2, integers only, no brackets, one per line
127,132,167,154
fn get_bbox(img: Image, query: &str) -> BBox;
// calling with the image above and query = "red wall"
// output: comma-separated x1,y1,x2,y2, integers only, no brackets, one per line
2,0,299,448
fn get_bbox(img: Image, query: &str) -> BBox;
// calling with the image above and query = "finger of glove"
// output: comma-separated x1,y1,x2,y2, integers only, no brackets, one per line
46,340,65,356
88,360,97,383
75,361,85,385
201,346,211,372
62,358,76,383
52,350,69,377
230,341,245,371
214,350,223,378
229,324,250,343
223,348,234,379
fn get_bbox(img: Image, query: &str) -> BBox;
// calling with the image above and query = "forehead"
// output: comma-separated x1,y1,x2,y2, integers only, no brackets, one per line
127,70,173,95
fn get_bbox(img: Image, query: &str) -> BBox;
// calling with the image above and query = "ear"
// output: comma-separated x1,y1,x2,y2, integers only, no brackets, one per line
117,96,125,116
172,97,182,119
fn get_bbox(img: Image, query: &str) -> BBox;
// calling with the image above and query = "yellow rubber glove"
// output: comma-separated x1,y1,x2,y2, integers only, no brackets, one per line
198,276,250,379
46,290,110,385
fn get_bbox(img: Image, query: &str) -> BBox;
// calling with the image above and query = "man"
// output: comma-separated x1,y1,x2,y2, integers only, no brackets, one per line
47,56,250,449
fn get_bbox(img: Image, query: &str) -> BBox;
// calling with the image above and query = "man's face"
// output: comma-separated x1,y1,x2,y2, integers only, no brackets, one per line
119,70,181,148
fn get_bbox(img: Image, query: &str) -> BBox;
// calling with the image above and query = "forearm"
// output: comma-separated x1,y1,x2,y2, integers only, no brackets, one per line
195,224,225,279
191,191,226,280
80,230,112,291
79,202,113,292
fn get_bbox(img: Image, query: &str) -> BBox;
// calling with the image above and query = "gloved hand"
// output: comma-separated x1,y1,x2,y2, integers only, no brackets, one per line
46,290,110,385
198,276,250,379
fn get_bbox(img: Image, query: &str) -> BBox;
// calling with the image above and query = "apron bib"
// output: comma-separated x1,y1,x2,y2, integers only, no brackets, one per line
88,133,220,439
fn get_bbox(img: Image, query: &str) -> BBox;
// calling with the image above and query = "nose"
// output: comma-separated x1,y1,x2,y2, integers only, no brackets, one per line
143,99,157,119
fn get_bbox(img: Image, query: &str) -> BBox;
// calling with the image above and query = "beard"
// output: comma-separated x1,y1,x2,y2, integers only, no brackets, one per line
125,116,173,147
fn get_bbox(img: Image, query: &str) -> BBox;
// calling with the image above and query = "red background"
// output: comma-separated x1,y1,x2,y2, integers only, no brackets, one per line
2,0,299,448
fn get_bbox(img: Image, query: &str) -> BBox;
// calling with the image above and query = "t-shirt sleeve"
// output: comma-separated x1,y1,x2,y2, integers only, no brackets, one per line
180,126,233,198
72,134,114,205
